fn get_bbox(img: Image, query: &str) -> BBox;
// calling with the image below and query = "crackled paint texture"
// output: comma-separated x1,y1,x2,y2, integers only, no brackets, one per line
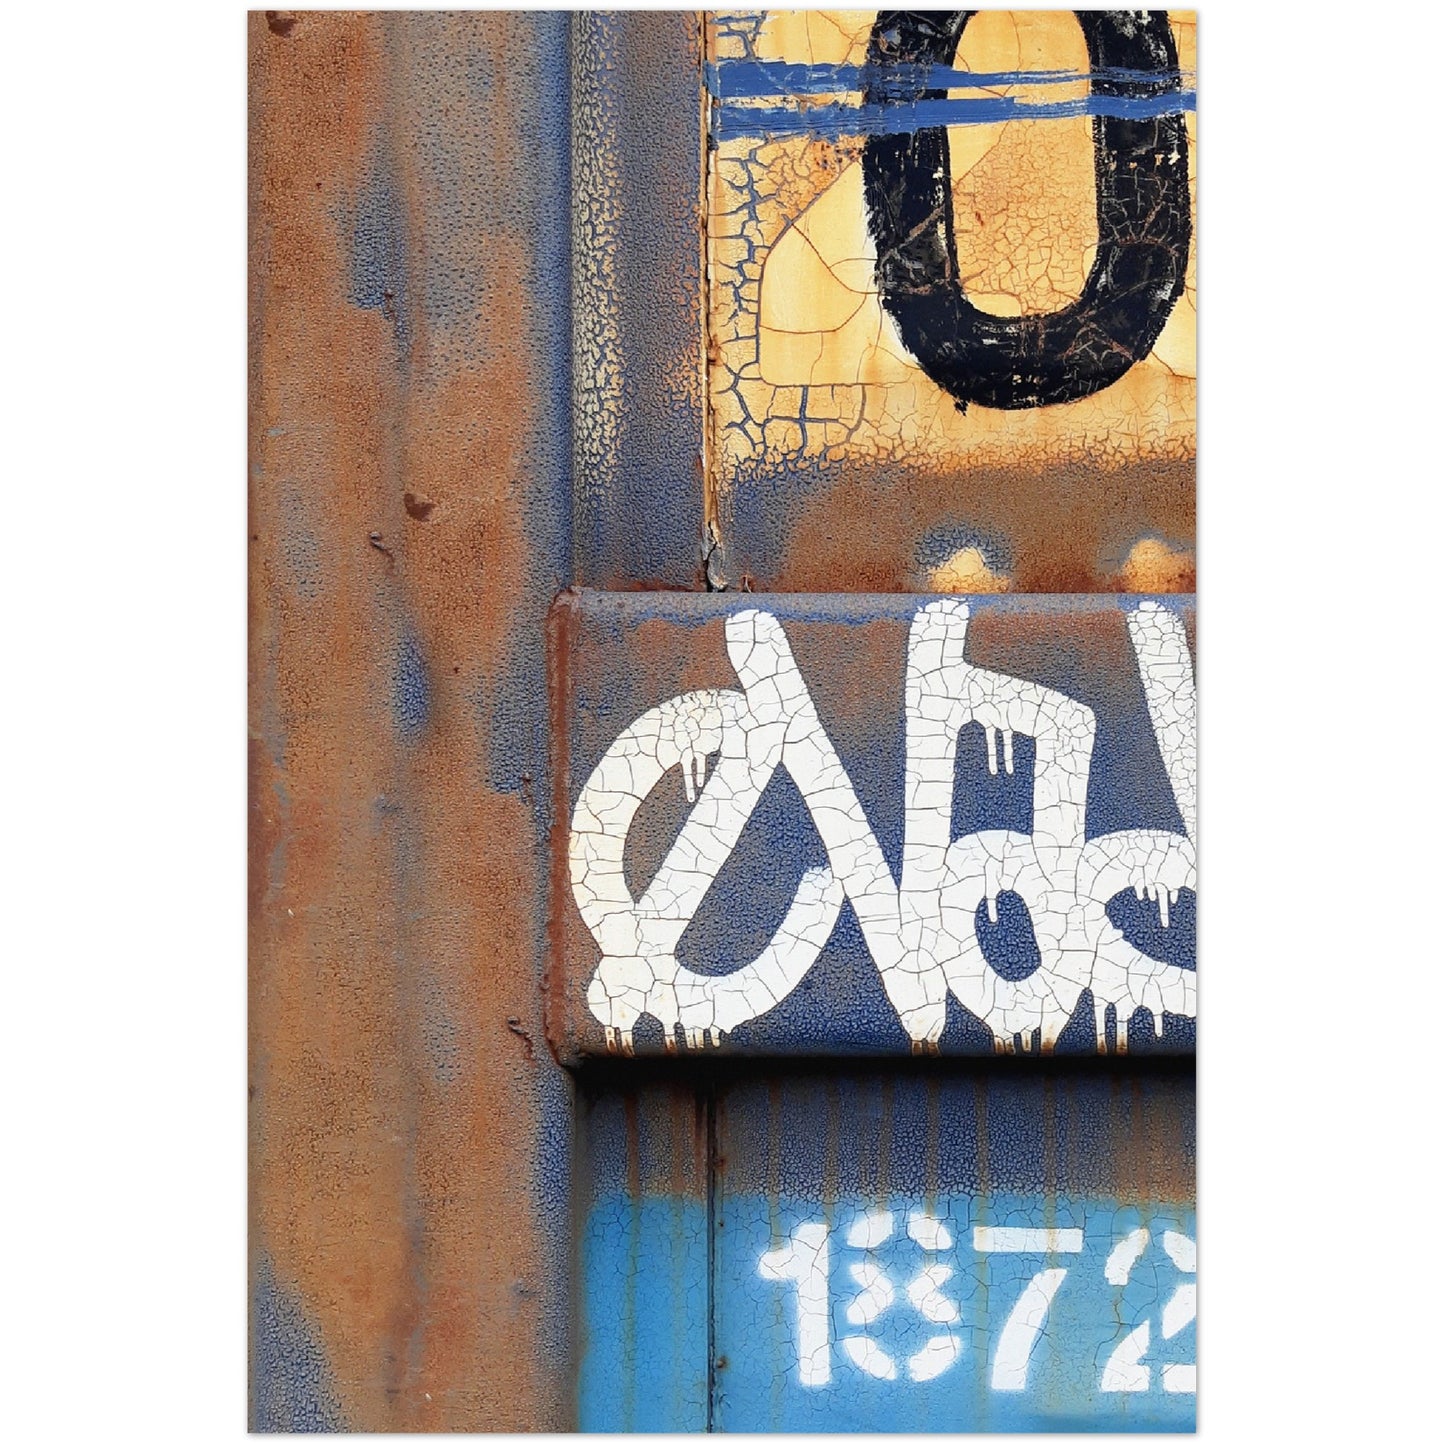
552,591,1196,1062
570,598,1194,1054
254,10,1196,1433
703,10,1197,592
572,12,706,589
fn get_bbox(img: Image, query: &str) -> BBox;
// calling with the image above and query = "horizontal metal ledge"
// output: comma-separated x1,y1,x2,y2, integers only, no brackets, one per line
548,590,1196,1062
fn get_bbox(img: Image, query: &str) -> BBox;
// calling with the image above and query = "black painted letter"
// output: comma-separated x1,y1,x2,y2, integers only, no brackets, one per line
862,11,1191,411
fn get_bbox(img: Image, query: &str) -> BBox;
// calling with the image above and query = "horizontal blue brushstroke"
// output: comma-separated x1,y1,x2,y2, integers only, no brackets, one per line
715,89,1195,142
709,60,1191,100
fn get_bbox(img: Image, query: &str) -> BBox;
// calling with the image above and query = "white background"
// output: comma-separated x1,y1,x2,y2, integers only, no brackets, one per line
1,0,1438,1439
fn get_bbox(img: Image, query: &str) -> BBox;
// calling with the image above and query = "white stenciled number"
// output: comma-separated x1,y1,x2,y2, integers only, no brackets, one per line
759,1221,831,1387
838,1209,965,1384
1158,1230,1197,1394
841,1209,898,1379
1100,1228,1196,1394
974,1226,1085,1391
756,1208,1196,1399
903,1211,963,1381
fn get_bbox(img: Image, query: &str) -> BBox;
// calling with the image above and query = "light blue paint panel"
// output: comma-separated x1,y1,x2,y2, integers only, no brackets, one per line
576,1071,1193,1432
578,1194,710,1431
576,1082,711,1431
709,1071,1194,1430
713,1192,1195,1432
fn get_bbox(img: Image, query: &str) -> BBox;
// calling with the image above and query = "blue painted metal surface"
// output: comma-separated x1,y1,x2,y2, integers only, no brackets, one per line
576,1084,711,1431
578,1069,1194,1432
251,1255,347,1433
552,591,1196,1060
572,11,706,590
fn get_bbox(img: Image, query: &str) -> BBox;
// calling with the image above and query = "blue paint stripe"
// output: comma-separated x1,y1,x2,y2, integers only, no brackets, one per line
708,60,1192,100
578,1196,710,1431
714,89,1195,142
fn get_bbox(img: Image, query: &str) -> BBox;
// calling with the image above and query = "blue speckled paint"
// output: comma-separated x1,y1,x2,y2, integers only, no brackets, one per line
252,1255,347,1433
347,146,411,356
478,9,579,1384
573,12,704,591
478,8,573,804
915,519,1014,580
391,627,430,741
534,1059,577,1374
975,891,1045,981
1109,889,1196,971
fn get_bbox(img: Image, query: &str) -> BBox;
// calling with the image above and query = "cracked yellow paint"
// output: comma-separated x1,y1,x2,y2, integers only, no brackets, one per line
757,8,873,65
759,162,920,386
927,547,1010,595
707,10,1198,485
1117,537,1195,594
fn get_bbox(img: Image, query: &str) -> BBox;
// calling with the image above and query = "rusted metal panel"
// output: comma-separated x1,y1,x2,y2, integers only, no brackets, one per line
252,8,1199,1433
550,590,1195,1062
249,10,574,1430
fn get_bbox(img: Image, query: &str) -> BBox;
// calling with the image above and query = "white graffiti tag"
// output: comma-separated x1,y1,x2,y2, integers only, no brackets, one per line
569,600,1195,1053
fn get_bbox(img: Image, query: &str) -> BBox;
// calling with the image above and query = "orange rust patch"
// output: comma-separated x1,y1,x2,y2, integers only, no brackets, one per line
764,457,1195,594
1113,536,1196,594
251,12,565,1430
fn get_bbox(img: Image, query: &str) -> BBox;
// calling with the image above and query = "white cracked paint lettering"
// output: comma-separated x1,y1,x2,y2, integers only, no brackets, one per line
570,599,1196,1053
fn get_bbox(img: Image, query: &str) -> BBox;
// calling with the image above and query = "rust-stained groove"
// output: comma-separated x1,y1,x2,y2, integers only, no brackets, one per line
698,9,723,593
705,1081,719,1431
545,588,580,1066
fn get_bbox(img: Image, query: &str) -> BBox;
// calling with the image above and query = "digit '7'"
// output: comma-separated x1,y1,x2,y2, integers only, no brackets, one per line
973,1227,1085,1391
